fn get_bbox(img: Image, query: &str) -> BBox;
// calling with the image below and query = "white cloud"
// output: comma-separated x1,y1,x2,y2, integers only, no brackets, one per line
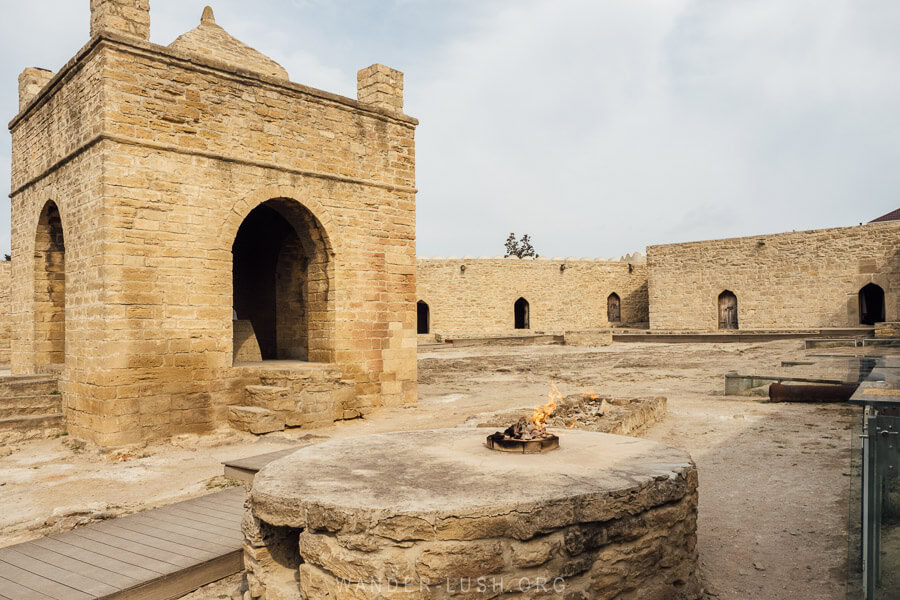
412,0,900,257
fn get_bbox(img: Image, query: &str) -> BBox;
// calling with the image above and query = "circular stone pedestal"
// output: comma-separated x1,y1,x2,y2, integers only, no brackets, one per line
246,429,700,600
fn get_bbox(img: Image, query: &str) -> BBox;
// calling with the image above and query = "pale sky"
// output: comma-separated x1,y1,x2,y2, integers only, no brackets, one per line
1,0,898,258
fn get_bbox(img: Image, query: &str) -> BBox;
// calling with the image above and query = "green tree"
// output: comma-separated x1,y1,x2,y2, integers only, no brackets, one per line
504,233,538,258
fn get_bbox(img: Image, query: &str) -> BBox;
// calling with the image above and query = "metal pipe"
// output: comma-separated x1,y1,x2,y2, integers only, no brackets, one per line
768,382,858,403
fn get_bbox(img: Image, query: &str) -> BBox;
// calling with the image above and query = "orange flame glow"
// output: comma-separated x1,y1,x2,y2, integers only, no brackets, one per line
531,382,563,431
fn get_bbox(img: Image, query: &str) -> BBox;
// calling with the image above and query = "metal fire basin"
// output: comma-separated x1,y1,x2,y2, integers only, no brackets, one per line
486,432,560,453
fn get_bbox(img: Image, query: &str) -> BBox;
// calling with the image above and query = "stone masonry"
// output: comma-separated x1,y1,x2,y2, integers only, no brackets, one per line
246,429,701,600
648,221,900,331
9,1,418,445
0,262,10,364
416,257,648,337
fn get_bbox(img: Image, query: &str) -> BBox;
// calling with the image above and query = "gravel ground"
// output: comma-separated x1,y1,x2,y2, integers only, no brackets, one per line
0,340,861,599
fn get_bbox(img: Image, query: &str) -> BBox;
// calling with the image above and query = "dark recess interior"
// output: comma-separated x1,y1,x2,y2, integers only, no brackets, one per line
859,283,885,325
233,205,298,360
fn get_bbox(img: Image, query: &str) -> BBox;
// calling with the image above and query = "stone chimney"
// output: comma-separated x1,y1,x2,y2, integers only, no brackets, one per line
90,0,151,41
18,68,55,111
357,64,404,113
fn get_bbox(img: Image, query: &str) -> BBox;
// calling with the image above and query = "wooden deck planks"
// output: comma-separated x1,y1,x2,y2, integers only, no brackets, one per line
0,548,119,597
0,559,94,600
222,447,299,482
9,543,141,591
0,574,56,600
58,529,194,571
29,537,161,582
0,489,245,600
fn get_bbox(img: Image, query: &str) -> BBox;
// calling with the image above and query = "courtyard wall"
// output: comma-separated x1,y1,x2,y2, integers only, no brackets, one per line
416,258,648,336
647,222,900,331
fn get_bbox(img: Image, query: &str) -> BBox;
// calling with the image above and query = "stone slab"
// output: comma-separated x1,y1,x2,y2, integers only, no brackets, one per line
251,428,695,531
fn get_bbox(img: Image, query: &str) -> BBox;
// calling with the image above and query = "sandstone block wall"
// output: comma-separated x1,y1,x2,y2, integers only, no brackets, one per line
416,258,648,337
0,263,10,365
647,222,900,331
875,322,900,338
9,5,418,445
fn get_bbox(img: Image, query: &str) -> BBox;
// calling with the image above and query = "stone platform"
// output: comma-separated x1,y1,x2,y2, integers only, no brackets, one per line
245,429,700,599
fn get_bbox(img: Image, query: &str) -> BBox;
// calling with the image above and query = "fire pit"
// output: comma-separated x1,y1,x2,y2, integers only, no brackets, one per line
486,383,562,453
244,429,701,600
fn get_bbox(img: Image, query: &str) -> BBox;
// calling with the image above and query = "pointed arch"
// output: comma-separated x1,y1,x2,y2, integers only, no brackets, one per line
514,297,530,330
859,283,885,325
34,200,66,368
607,292,621,323
417,300,430,334
718,290,738,330
231,196,334,363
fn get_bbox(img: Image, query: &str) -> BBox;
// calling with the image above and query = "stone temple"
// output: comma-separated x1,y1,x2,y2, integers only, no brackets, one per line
1,3,898,600
10,0,418,446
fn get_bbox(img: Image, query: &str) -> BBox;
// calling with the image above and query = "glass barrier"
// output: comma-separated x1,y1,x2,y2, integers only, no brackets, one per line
851,411,900,599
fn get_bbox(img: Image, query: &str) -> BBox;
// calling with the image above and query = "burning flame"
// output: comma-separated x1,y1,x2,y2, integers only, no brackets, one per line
531,382,563,431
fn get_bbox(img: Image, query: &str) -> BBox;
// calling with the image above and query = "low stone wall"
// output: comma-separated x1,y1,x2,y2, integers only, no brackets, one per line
876,322,900,338
563,330,614,347
471,394,667,438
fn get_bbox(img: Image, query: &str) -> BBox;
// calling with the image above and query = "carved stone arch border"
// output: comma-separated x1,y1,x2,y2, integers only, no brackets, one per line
34,197,69,240
847,273,895,324
220,184,340,364
32,197,69,371
219,184,339,257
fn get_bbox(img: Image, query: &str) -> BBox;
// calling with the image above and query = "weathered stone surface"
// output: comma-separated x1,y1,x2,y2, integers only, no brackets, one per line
246,429,700,599
416,259,648,337
252,430,695,532
228,406,283,434
563,330,614,346
876,321,900,338
300,530,416,583
169,6,290,80
245,385,290,410
10,3,417,446
647,222,900,331
474,395,666,439
414,541,505,581
233,321,263,363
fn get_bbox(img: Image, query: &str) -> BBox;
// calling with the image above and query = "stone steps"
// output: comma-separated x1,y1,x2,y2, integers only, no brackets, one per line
0,375,64,442
0,395,63,419
0,413,65,437
0,376,58,398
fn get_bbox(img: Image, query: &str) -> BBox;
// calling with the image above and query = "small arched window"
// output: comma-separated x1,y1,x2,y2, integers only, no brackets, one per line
718,290,738,330
514,298,530,330
607,293,621,323
859,283,885,325
417,301,430,334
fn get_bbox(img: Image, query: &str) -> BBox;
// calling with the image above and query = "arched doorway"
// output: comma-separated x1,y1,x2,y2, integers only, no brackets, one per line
859,283,885,325
607,292,621,323
718,290,738,330
34,200,65,369
417,301,430,334
232,198,332,362
515,298,530,330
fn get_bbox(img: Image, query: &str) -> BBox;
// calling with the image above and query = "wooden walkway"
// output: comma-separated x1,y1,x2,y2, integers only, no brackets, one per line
0,487,245,600
222,447,299,483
